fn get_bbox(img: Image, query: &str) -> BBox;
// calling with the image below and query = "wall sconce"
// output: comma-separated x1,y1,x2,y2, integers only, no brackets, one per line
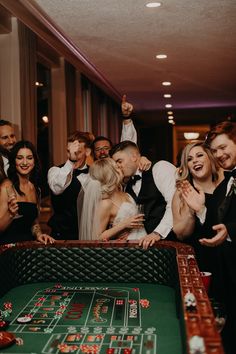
184,132,200,140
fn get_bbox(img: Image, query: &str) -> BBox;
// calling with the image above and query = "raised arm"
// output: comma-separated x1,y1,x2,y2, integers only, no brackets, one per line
120,94,137,143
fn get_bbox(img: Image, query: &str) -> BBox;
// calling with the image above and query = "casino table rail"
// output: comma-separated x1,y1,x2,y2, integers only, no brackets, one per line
0,240,224,354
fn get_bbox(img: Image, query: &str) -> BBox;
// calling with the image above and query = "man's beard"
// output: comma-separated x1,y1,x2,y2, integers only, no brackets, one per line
0,145,11,158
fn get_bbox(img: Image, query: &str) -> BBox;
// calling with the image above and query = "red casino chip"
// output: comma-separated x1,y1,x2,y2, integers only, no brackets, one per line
123,349,132,354
139,299,150,308
128,299,136,304
116,300,124,305
3,302,12,311
80,344,99,353
0,320,9,329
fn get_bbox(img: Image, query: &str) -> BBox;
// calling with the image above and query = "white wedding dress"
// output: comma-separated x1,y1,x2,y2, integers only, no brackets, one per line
111,195,147,240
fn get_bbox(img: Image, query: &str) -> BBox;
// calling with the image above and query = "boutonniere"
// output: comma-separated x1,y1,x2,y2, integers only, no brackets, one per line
228,177,236,196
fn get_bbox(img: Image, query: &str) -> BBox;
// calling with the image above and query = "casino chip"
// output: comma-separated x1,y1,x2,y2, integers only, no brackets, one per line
17,316,32,324
139,299,150,308
0,320,9,330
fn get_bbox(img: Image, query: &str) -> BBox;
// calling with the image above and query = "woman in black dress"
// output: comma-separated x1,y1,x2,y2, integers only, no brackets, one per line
172,142,224,284
0,140,54,245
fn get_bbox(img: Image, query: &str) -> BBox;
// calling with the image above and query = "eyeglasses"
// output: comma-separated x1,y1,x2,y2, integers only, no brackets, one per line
94,146,111,152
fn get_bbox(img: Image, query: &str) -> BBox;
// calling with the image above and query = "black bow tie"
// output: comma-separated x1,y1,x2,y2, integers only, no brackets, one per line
129,175,142,186
224,170,236,179
73,167,89,177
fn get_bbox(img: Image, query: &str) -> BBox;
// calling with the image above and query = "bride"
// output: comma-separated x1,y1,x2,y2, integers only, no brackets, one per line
78,158,146,241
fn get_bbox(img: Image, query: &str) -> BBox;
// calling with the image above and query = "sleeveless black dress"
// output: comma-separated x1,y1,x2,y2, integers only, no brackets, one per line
0,202,38,245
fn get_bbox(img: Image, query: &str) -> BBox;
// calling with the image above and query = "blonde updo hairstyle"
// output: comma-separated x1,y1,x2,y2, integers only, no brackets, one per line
89,157,122,197
177,141,219,183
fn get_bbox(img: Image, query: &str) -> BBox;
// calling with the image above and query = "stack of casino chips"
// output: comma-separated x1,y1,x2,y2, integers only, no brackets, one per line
0,302,12,330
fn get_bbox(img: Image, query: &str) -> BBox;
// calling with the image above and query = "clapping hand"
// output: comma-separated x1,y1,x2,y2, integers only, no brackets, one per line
178,180,205,213
199,224,228,247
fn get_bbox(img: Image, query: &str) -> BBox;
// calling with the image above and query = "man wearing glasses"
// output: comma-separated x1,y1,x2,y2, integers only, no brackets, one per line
92,94,137,160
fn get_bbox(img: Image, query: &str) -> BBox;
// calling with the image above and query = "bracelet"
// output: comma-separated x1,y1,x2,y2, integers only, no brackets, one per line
31,224,42,238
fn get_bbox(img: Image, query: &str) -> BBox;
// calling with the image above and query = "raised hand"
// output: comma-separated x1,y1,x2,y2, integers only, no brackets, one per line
67,140,80,161
121,94,133,117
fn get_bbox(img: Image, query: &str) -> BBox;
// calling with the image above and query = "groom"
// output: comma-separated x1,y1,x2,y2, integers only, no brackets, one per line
110,140,176,249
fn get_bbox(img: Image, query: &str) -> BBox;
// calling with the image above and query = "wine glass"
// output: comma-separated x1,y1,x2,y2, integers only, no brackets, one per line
137,204,145,215
6,185,23,219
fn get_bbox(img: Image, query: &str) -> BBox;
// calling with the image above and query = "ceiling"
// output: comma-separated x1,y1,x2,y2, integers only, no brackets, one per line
32,1,236,115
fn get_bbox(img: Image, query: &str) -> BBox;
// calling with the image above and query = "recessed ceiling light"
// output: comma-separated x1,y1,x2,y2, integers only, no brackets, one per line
169,120,175,125
164,94,172,98
146,2,162,8
165,104,172,108
156,54,167,59
162,81,171,86
168,116,174,119
167,111,173,115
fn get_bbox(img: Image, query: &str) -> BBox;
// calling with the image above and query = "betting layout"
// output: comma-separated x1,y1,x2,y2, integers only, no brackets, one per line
0,284,157,354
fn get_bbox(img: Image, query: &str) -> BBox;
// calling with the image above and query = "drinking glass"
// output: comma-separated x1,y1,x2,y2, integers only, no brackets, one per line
211,299,227,333
6,185,23,219
137,204,145,215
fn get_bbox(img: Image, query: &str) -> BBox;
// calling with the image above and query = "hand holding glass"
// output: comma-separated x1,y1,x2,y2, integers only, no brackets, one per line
137,204,145,227
137,204,145,215
6,186,23,219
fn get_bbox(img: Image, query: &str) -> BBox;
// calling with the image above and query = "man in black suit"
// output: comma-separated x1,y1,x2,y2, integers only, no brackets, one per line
0,120,17,174
110,140,176,249
204,121,236,354
47,131,91,240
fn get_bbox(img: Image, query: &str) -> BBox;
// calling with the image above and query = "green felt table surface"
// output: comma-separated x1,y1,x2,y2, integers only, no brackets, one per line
0,282,183,354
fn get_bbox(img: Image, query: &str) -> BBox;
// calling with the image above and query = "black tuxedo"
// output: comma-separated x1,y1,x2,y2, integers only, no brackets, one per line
48,165,89,240
209,176,236,353
125,166,173,237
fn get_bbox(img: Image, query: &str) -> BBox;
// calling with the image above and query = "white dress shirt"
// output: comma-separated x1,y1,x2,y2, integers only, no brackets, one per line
120,120,137,143
48,160,88,195
132,160,177,238
3,155,9,175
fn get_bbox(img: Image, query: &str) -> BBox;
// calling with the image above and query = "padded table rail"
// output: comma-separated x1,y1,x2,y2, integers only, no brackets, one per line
0,240,224,354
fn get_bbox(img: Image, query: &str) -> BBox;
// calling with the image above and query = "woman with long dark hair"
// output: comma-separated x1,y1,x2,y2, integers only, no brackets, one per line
0,140,54,245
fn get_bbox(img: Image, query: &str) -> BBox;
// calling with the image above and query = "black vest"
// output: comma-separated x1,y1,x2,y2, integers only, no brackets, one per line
127,167,167,234
48,165,89,239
